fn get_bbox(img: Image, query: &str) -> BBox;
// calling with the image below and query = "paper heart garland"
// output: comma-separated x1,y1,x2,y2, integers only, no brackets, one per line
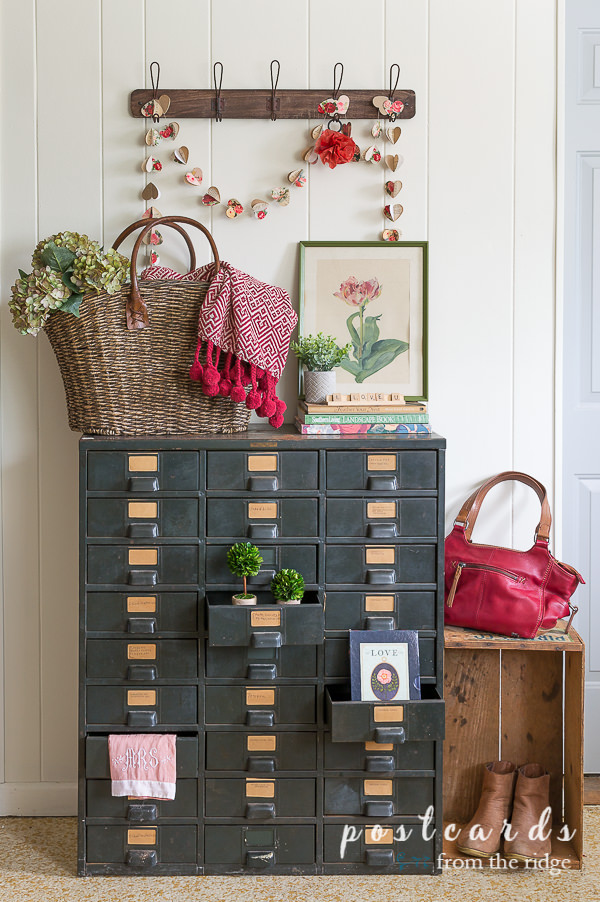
141,182,160,201
386,126,401,144
303,146,319,165
384,203,403,222
173,146,189,164
145,128,161,146
201,186,221,206
311,124,323,140
382,229,400,242
385,154,404,172
317,94,350,116
272,187,290,206
157,94,171,116
160,122,180,140
142,206,162,220
150,250,160,265
225,198,244,218
185,168,203,186
141,99,163,119
362,145,382,164
372,95,405,117
371,121,382,138
288,169,306,187
251,199,269,219
142,229,163,246
141,157,162,173
385,180,402,198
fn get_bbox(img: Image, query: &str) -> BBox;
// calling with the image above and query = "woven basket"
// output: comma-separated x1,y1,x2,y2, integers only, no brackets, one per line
43,216,251,436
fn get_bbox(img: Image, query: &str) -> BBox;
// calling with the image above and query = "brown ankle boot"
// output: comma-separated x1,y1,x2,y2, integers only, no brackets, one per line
503,763,551,861
456,761,516,857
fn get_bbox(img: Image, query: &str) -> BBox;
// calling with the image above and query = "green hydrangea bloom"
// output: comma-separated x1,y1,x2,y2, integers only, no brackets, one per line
9,268,71,335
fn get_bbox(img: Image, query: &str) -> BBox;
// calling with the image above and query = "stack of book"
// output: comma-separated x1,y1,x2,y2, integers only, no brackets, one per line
295,397,431,435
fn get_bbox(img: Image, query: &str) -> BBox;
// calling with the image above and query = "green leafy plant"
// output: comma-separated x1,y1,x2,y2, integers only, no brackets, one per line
227,542,263,598
334,276,408,382
10,231,129,335
291,332,351,372
270,569,305,603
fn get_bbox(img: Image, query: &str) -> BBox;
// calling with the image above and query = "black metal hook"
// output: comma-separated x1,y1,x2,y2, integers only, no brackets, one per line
149,61,161,122
388,63,400,121
213,61,224,122
332,62,344,100
270,59,280,121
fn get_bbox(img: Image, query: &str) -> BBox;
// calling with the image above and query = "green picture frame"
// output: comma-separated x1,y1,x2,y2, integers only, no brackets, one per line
298,241,428,401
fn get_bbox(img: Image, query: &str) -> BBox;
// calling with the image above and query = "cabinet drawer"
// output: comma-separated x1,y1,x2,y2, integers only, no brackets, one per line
86,779,198,820
206,450,319,492
205,778,316,818
326,544,435,586
87,451,200,492
204,825,315,867
204,686,317,726
86,639,198,681
87,545,200,587
324,775,433,817
324,591,435,632
206,545,317,586
324,636,436,680
86,735,199,778
86,824,197,867
206,731,318,772
207,593,323,646
326,685,444,743
86,592,198,634
87,498,199,539
86,686,197,727
326,450,437,491
323,735,434,772
206,497,319,539
206,643,318,680
323,824,434,871
326,498,437,539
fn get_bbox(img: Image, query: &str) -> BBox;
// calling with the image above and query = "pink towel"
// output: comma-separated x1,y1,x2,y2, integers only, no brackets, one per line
108,734,176,800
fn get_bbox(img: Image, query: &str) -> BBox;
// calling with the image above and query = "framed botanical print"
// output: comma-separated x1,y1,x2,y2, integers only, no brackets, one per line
299,241,428,400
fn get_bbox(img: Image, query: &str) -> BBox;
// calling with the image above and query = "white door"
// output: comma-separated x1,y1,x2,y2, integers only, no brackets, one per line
562,0,600,770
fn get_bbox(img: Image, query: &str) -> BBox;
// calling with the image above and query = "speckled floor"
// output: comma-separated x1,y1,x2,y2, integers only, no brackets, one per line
0,812,598,902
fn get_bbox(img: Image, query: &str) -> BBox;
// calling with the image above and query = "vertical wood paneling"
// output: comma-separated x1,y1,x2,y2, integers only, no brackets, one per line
428,0,516,544
385,0,429,239
0,0,42,784
36,0,103,782
308,0,385,241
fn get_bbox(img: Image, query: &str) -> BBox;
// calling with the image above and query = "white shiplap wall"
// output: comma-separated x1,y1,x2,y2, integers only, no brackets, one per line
0,0,557,813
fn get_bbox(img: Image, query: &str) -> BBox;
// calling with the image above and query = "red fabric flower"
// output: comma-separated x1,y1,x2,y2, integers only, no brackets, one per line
314,129,358,169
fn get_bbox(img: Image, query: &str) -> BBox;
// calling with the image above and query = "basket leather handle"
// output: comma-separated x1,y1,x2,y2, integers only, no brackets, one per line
112,219,197,270
114,216,220,330
454,470,552,544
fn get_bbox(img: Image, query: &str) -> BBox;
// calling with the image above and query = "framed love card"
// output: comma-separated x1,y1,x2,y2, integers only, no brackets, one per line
299,241,428,400
349,630,421,702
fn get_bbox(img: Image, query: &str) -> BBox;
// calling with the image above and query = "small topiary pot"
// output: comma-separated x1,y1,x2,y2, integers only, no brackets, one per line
271,569,305,605
232,593,257,606
303,369,336,404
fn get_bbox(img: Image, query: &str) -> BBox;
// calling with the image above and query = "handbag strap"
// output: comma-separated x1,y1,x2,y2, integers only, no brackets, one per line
454,470,552,544
113,215,220,331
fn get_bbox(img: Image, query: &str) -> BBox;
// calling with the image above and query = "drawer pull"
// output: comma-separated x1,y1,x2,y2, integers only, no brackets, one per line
364,800,395,817
248,524,279,539
365,848,394,868
251,631,282,649
367,523,398,539
365,755,395,773
127,711,158,728
246,801,276,819
247,664,277,680
128,523,159,539
365,616,396,631
128,476,159,492
127,803,158,823
246,710,274,727
247,757,276,773
248,570,276,586
127,617,157,634
248,476,279,492
374,726,406,744
127,664,158,681
125,849,158,868
366,569,396,585
367,476,397,491
246,850,275,868
129,570,158,586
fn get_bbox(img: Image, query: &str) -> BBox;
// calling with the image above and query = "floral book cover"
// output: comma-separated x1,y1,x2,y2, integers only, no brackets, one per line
349,630,421,702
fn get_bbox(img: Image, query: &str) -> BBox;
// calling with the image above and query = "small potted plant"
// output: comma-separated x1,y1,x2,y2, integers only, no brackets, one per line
227,542,263,605
291,332,351,403
270,569,305,605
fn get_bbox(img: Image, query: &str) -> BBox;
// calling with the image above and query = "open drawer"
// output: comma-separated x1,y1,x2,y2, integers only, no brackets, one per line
325,685,444,744
206,592,323,647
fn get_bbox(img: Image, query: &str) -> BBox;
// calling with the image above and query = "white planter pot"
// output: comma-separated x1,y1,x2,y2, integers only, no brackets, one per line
232,593,257,606
276,598,302,605
304,369,336,404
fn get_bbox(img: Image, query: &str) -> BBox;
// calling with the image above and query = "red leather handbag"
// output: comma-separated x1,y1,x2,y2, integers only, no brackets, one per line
444,471,584,638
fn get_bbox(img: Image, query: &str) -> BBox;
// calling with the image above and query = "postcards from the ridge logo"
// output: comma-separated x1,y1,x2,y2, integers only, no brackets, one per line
339,805,577,861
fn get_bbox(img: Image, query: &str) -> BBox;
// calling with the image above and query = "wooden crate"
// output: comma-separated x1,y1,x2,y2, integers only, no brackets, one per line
443,625,584,870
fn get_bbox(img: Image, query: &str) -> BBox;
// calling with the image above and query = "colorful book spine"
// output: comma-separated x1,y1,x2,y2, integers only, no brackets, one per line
294,418,433,436
299,412,430,425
